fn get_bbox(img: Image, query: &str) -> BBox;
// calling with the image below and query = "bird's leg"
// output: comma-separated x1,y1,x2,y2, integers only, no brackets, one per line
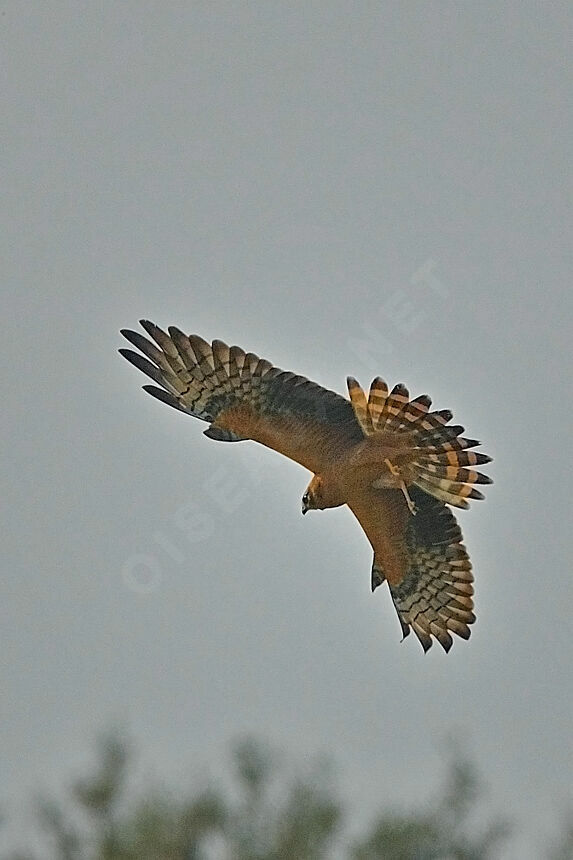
384,457,401,479
384,458,417,515
400,482,417,516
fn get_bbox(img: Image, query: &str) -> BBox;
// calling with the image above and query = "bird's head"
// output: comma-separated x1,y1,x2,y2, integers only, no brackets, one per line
302,475,324,514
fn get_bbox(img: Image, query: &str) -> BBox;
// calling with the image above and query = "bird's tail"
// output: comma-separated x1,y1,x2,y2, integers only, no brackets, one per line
347,377,492,509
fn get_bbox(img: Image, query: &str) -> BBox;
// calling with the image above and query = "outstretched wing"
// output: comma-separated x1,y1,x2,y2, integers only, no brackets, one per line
360,487,474,653
120,321,363,474
346,376,489,650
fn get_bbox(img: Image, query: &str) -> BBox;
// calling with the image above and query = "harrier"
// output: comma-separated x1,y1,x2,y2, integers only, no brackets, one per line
120,321,492,652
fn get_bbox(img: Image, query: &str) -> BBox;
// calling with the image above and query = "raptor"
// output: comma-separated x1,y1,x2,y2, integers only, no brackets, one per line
120,321,492,652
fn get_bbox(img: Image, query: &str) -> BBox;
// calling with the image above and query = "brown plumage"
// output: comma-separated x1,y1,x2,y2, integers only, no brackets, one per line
120,321,492,652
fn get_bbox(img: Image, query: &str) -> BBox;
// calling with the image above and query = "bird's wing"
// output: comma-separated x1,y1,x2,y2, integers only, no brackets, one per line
349,486,474,653
120,321,363,474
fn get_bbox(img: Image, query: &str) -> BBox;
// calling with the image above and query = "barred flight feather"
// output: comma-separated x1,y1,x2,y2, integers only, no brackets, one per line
383,488,476,652
120,322,362,452
346,377,492,510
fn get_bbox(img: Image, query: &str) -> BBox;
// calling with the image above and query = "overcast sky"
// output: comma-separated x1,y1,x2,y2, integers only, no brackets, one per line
3,3,572,856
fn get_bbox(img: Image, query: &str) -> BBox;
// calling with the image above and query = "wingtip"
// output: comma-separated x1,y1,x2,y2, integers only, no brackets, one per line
139,319,158,336
142,385,184,411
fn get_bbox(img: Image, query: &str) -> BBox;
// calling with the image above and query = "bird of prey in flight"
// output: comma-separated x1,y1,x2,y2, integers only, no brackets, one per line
120,321,492,652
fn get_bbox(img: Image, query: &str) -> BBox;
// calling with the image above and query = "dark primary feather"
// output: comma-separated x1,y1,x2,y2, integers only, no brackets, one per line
387,487,475,652
120,323,364,466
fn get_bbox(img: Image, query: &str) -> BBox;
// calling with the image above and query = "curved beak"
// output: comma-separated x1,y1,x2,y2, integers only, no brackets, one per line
302,501,308,515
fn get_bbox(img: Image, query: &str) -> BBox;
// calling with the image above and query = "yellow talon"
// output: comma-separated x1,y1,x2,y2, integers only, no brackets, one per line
384,458,401,478
384,459,416,514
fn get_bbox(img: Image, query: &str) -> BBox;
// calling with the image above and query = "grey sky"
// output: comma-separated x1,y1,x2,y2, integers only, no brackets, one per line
3,2,572,856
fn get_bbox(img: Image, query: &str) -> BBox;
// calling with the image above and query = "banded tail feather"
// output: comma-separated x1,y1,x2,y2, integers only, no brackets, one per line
346,376,374,434
347,377,492,510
